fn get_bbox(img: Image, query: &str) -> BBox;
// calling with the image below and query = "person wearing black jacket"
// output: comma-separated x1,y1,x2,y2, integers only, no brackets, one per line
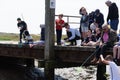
105,0,119,32
94,9,104,29
17,18,27,43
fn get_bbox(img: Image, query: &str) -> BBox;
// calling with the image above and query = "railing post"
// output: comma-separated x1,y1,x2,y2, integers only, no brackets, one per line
67,16,69,23
44,0,55,80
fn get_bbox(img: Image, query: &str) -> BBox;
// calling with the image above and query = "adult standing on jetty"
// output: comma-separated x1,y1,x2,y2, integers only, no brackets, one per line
105,0,119,32
55,14,65,45
17,18,27,43
79,7,89,41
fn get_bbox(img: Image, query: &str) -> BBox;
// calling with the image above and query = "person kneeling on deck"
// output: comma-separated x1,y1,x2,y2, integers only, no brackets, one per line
100,54,120,80
91,24,117,63
63,23,81,46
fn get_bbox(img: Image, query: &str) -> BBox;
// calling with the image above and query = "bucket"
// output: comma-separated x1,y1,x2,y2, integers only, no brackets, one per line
76,39,82,46
61,40,66,46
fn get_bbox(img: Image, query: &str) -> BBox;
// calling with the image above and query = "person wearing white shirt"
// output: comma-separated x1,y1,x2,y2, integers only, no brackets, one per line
63,23,81,45
100,54,120,80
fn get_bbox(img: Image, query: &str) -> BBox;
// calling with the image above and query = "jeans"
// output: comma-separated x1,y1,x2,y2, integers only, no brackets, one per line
110,19,119,31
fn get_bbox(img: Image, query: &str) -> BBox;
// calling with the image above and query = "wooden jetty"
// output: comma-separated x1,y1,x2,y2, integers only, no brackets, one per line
0,43,114,65
0,42,118,80
0,1,117,80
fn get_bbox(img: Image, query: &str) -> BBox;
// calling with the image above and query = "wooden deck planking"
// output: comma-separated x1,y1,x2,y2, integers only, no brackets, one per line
0,42,118,66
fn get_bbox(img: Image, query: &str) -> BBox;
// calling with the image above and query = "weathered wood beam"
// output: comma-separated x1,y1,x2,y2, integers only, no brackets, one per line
0,43,119,67
44,0,55,80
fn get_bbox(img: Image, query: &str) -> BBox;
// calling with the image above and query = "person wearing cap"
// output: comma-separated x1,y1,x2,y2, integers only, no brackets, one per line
94,9,104,29
17,18,28,43
91,24,117,63
105,0,119,32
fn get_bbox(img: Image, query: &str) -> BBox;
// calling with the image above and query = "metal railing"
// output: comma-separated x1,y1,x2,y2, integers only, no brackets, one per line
55,15,81,25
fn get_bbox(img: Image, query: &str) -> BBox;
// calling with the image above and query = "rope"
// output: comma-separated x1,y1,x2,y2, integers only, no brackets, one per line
76,49,99,73
80,47,99,67
80,31,103,67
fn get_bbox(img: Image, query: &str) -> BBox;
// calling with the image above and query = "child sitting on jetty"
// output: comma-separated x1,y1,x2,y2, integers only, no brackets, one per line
23,30,33,44
29,24,45,47
81,30,96,46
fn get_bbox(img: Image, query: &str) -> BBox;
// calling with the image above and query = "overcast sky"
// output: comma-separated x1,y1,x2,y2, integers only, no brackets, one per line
0,0,119,34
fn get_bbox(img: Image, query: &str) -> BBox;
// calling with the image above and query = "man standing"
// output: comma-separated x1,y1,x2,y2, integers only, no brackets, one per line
105,0,119,32
17,18,27,43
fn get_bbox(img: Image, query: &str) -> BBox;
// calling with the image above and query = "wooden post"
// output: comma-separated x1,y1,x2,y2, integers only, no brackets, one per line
44,0,55,80
97,64,107,80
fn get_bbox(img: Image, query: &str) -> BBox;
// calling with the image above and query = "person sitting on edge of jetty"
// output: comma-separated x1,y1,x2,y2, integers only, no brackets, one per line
91,24,117,63
63,23,81,46
100,54,120,80
23,30,33,44
29,24,45,48
85,28,102,46
113,29,120,61
81,30,96,46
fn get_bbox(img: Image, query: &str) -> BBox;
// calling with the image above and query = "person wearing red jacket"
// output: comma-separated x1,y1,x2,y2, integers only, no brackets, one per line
55,14,65,45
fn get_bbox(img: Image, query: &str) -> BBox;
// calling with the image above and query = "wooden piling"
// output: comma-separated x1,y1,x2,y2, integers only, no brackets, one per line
97,64,107,80
44,0,55,80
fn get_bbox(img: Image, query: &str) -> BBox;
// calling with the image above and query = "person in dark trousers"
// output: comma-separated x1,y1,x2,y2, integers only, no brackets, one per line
63,23,81,46
29,24,45,48
91,24,117,63
17,18,27,43
40,24,45,41
105,0,119,32
55,14,65,45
